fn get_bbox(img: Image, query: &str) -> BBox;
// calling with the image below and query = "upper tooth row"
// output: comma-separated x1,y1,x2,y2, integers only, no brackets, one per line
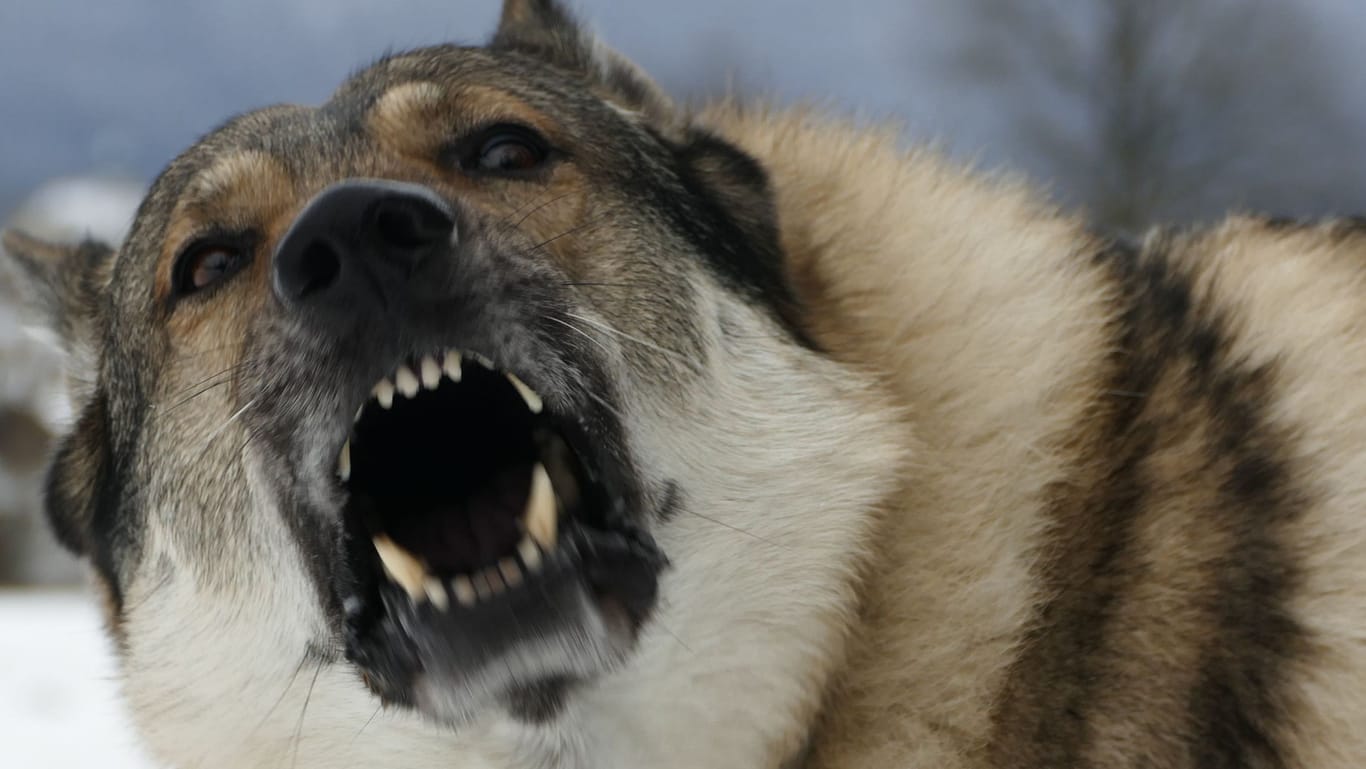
366,350,543,414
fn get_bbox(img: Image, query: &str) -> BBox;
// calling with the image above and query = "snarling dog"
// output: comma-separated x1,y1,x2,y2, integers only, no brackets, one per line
9,1,1366,767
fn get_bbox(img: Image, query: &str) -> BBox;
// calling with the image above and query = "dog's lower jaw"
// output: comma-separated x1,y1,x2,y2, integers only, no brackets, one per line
121,295,902,769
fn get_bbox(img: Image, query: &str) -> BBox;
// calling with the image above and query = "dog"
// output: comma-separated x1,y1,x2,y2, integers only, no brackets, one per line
6,1,1366,767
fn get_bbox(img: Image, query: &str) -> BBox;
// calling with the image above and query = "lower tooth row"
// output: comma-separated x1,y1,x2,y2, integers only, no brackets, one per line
373,534,547,611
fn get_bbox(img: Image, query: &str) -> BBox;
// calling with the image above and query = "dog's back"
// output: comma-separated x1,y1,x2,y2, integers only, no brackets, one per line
712,105,1366,768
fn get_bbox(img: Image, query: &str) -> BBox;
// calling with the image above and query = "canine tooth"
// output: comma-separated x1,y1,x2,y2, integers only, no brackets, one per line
524,463,558,550
499,558,524,588
470,352,494,370
442,351,463,382
337,441,351,481
506,373,543,414
452,576,476,608
374,379,395,409
395,365,420,398
518,536,543,573
354,405,364,423
420,356,442,389
472,571,494,601
425,577,449,611
484,567,506,594
373,535,427,601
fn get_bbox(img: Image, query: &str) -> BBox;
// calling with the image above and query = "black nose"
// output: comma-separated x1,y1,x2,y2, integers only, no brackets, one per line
273,179,455,308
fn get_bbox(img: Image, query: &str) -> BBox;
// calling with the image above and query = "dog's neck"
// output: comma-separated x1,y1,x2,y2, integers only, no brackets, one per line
704,104,1120,765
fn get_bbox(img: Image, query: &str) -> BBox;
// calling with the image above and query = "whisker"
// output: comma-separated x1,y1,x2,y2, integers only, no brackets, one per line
352,704,384,745
161,358,264,412
543,315,615,359
562,311,699,371
522,218,607,256
681,508,788,551
652,618,693,653
250,652,310,737
189,397,259,465
504,190,579,232
559,281,638,289
581,385,629,423
203,398,257,446
290,659,325,769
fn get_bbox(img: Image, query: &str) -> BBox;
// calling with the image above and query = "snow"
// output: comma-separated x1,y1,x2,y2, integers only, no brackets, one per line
8,177,142,246
0,591,159,768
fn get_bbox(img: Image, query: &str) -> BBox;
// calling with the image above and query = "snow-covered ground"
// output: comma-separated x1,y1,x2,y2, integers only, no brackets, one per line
0,591,158,768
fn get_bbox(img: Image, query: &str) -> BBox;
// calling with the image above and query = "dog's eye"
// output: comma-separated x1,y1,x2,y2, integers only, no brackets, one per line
174,241,249,297
460,125,549,175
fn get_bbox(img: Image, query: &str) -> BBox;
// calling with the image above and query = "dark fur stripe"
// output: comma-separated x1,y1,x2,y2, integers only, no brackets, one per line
986,236,1307,767
984,238,1162,766
45,391,141,623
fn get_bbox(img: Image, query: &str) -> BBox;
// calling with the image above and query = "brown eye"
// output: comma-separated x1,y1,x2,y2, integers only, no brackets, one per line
174,240,249,297
461,125,549,175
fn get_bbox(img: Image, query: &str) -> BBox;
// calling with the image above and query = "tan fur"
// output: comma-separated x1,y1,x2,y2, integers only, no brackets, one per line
702,105,1111,766
1159,223,1366,768
701,105,1366,767
12,9,1366,765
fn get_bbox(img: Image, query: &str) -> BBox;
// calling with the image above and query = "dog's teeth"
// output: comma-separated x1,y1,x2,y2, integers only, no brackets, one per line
472,571,494,601
518,536,543,573
506,373,543,415
451,575,476,608
420,356,442,389
395,365,420,398
337,441,351,482
524,463,558,550
443,351,463,382
374,379,395,409
372,535,427,601
425,577,449,611
484,567,506,594
354,405,364,424
498,557,524,588
470,352,494,370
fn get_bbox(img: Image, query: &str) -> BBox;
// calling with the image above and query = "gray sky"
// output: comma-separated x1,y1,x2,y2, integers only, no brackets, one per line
5,0,1366,229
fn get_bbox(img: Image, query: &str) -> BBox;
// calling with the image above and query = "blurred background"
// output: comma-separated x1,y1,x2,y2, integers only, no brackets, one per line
4,0,1366,765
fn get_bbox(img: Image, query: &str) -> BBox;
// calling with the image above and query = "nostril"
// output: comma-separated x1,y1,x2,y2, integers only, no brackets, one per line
371,197,454,251
295,241,342,299
272,180,456,309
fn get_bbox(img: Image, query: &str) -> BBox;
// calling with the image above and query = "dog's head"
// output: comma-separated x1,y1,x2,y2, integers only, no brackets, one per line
2,2,902,766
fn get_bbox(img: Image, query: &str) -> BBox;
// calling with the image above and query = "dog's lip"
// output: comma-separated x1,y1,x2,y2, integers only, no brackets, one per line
337,348,542,475
325,346,573,499
326,344,665,718
329,344,630,606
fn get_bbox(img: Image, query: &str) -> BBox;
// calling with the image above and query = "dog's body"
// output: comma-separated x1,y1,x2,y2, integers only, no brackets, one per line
5,2,1366,768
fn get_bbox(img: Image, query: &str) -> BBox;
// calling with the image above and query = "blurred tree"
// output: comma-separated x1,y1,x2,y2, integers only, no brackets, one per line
936,0,1366,235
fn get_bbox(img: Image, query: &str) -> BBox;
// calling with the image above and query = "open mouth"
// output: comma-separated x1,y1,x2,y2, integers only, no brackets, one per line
339,350,594,611
334,348,666,720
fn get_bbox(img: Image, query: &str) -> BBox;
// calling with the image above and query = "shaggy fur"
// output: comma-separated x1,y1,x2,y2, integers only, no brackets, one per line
4,3,1366,768
708,105,1366,768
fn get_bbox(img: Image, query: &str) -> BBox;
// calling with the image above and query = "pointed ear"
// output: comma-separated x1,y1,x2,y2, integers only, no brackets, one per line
675,129,807,334
493,0,676,123
1,229,113,357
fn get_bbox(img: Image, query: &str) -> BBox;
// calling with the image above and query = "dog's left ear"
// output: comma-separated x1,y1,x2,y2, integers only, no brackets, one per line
493,0,675,124
0,229,112,362
494,2,800,326
676,130,803,323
